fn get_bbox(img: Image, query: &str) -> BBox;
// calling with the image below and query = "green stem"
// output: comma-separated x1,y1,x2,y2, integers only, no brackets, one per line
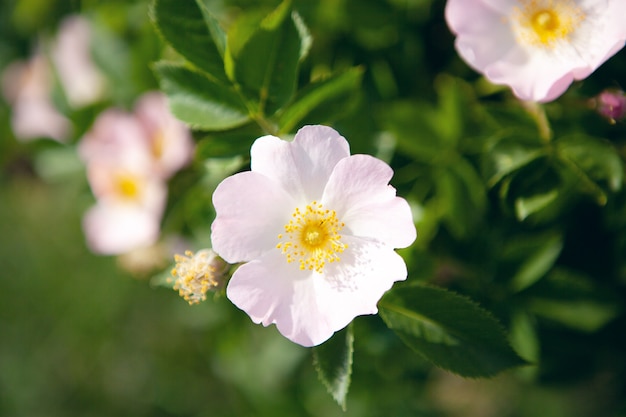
251,113,279,136
522,101,552,143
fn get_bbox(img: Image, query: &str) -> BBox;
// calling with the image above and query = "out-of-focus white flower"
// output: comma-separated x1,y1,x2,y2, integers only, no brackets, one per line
83,202,164,255
78,93,193,256
1,54,71,142
79,109,167,255
171,249,228,305
211,125,416,347
445,0,626,102
51,15,106,108
134,92,194,179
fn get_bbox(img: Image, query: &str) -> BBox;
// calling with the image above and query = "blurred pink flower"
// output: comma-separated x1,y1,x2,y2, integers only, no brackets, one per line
79,109,167,255
445,0,626,102
51,15,106,108
1,53,71,142
78,93,193,255
134,92,194,179
211,125,416,346
83,202,164,255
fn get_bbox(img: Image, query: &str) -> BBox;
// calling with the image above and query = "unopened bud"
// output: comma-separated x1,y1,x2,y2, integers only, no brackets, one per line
595,90,626,124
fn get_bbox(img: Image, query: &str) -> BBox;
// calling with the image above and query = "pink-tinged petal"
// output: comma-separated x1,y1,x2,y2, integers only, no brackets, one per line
322,154,416,248
445,0,515,71
51,15,106,108
486,47,576,102
78,109,152,165
83,203,161,255
313,236,408,334
2,55,72,142
11,99,72,142
226,251,324,347
134,91,194,178
250,125,350,202
446,0,626,102
478,0,517,14
211,171,297,263
86,161,167,215
227,237,408,347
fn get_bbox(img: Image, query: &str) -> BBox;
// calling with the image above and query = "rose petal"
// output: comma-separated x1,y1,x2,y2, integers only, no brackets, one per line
227,236,407,347
322,154,416,248
250,125,350,203
446,0,515,71
446,0,626,102
83,203,161,255
211,171,296,263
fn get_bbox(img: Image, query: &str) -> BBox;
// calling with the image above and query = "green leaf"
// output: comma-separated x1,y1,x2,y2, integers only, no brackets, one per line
312,325,353,410
556,134,623,203
527,268,621,332
277,68,364,134
154,61,250,131
150,0,228,82
380,101,447,162
435,156,486,238
514,189,559,221
379,284,526,377
225,0,305,115
503,232,563,292
530,299,619,332
481,133,546,188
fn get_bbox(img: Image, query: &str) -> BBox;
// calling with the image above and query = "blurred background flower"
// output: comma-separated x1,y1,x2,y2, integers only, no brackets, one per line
445,0,626,102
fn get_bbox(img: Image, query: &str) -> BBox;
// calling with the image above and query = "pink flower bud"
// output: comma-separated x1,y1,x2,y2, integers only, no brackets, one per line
595,90,626,124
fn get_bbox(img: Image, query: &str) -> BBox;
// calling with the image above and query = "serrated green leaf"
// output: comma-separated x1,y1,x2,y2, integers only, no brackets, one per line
196,0,226,56
379,284,526,377
277,68,363,134
150,0,228,82
154,62,250,131
312,325,353,410
225,0,304,115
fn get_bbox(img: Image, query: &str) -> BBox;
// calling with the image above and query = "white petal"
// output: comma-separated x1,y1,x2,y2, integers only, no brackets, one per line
446,0,516,71
82,203,161,255
315,236,408,331
250,125,350,203
227,237,408,347
211,171,296,263
226,251,326,347
322,154,416,248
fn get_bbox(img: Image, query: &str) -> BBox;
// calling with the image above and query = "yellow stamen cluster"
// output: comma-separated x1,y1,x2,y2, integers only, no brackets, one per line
512,0,585,48
276,201,347,273
115,173,141,200
151,129,166,160
171,249,224,305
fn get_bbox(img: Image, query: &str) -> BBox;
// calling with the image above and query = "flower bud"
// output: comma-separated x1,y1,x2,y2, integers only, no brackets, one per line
595,90,626,124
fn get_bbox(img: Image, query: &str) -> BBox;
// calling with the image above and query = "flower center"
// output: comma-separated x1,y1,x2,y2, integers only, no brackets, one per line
276,201,347,273
171,250,225,305
115,173,140,200
512,0,585,48
151,129,165,160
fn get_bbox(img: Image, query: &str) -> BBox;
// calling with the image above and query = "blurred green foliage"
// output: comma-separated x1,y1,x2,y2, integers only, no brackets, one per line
2,0,626,416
